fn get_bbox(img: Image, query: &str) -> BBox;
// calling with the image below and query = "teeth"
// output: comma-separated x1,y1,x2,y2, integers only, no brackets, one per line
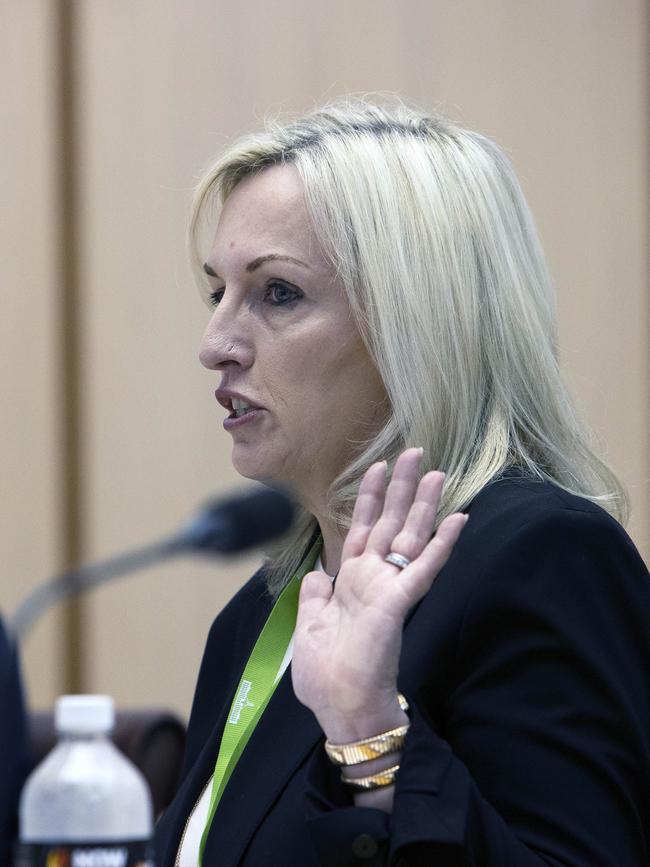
231,397,255,417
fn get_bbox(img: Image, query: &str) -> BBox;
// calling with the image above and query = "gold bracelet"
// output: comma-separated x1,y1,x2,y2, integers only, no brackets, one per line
325,724,409,765
324,693,410,766
341,763,400,790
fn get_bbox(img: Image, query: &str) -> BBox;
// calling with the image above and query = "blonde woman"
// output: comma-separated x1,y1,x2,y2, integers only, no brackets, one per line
155,100,649,866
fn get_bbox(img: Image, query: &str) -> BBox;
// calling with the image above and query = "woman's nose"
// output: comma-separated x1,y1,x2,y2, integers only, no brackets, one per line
199,309,254,371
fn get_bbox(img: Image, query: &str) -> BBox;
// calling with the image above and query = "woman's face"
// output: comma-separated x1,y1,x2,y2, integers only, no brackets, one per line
199,165,387,509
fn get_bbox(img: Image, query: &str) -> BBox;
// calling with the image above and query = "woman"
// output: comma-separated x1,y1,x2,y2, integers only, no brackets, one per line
154,100,650,866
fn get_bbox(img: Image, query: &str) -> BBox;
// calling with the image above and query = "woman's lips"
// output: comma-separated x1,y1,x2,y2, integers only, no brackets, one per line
215,390,265,431
223,408,264,431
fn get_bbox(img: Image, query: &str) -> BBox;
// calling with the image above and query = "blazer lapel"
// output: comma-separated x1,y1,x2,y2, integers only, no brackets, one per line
156,582,275,867
202,666,323,867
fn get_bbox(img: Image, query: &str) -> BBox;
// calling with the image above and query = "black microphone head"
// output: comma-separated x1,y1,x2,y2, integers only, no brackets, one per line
179,486,295,555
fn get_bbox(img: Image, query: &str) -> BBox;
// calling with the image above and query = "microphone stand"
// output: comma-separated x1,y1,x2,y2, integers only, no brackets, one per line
10,536,185,641
10,485,295,642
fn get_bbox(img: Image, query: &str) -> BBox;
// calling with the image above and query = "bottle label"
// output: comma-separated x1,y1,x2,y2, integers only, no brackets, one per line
14,839,154,867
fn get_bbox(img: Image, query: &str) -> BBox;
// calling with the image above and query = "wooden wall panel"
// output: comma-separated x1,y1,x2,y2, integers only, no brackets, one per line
0,0,63,707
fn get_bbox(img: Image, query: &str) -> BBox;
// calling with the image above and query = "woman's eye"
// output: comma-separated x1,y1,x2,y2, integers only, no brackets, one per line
208,288,225,307
266,281,302,305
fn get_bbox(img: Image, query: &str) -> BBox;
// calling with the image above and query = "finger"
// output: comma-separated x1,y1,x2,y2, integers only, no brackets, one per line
295,569,334,629
399,513,468,605
340,461,387,562
388,471,445,561
366,448,423,555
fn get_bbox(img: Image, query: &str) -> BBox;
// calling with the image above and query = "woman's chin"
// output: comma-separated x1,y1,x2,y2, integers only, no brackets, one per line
231,449,279,485
232,462,265,483
231,451,305,502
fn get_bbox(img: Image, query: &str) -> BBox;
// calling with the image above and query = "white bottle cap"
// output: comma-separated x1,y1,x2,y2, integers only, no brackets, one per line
55,694,115,734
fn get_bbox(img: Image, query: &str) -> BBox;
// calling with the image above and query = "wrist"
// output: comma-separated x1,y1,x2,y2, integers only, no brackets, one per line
318,692,409,743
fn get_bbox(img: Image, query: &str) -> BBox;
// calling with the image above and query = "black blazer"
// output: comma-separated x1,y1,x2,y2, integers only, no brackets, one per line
155,474,650,866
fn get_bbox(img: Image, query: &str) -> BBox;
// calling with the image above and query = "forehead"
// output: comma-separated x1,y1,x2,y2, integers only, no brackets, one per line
212,164,317,258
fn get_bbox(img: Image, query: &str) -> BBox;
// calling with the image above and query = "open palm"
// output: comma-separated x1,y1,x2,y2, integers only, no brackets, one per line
292,448,468,740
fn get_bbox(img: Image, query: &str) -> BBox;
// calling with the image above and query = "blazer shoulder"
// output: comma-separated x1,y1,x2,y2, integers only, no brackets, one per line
440,474,649,627
465,473,638,558
450,476,648,629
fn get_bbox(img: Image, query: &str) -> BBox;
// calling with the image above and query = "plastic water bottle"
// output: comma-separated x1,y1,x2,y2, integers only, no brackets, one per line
16,694,154,867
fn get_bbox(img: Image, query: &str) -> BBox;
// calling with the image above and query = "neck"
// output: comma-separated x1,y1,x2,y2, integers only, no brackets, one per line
318,519,344,576
291,482,345,575
301,495,343,575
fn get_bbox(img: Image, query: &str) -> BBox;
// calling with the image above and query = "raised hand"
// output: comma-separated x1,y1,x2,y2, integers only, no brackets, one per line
291,448,468,743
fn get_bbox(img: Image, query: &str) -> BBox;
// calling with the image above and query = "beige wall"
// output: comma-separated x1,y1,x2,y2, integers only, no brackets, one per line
2,0,648,719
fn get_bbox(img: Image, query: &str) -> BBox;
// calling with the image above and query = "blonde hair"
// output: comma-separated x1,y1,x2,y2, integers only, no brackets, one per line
189,97,627,594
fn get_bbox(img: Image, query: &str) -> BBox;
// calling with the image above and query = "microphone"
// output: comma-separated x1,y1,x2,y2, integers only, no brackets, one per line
175,485,295,554
10,486,294,640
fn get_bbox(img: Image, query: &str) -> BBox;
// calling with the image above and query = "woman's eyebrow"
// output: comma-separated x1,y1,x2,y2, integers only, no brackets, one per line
247,254,311,272
203,254,311,280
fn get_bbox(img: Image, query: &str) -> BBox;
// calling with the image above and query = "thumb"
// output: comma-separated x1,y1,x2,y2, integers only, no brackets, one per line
296,570,333,625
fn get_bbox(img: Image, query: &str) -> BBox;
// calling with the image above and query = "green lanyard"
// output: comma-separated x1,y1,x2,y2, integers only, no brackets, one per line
199,538,321,864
